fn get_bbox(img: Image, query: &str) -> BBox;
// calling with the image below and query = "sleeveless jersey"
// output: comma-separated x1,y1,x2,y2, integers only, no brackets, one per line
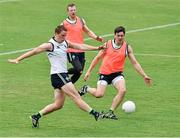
47,37,68,74
99,39,128,75
63,16,84,53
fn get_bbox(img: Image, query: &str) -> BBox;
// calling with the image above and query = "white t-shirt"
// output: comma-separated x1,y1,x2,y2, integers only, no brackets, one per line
47,37,68,74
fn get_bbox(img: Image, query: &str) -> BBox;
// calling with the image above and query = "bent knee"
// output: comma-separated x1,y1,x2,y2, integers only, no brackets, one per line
74,67,83,74
95,93,104,98
121,89,126,94
54,103,64,110
118,89,126,97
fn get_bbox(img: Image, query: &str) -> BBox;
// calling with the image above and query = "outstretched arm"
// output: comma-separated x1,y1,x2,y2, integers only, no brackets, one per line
84,50,105,81
8,43,52,64
128,45,152,86
68,41,106,51
82,18,105,42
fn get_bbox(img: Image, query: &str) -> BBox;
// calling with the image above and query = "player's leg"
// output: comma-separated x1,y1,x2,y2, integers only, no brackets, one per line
110,75,126,111
70,59,83,83
103,75,126,120
61,82,104,120
67,52,78,75
88,81,107,98
67,53,84,83
38,89,65,116
30,89,65,127
79,74,108,97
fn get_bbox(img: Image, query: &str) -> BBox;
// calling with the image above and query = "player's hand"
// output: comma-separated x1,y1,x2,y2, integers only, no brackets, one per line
84,72,90,81
144,76,152,86
96,36,105,42
98,45,107,50
8,59,19,64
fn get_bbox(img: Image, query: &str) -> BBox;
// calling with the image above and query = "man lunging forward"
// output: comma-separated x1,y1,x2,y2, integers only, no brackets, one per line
8,25,105,128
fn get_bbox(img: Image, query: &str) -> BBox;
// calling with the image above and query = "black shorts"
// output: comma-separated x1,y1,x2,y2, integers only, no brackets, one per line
67,52,86,72
67,52,85,63
51,73,71,89
98,72,124,85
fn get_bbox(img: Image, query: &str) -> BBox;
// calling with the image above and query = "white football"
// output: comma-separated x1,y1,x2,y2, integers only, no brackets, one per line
122,101,136,113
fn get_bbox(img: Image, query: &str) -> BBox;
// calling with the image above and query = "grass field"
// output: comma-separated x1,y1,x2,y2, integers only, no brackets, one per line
0,0,180,137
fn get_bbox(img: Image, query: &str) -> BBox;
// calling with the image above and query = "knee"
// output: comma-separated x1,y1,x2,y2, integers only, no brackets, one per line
74,69,82,75
95,93,104,98
74,66,83,74
118,89,126,97
54,103,64,110
122,89,126,94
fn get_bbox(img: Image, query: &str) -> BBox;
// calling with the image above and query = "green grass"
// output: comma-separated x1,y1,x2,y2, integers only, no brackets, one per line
0,0,180,137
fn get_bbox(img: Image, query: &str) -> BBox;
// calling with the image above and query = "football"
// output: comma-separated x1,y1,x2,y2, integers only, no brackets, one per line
122,101,136,113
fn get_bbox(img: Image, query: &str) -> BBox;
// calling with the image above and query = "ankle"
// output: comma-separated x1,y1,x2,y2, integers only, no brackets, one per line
89,109,98,116
85,85,89,92
36,112,42,119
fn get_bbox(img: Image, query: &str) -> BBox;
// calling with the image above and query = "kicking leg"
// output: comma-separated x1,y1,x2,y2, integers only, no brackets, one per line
62,82,104,121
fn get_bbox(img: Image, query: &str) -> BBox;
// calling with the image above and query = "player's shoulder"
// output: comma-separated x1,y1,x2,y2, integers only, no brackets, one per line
77,16,86,25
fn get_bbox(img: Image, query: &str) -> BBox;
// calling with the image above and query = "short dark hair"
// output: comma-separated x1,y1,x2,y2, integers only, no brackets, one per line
114,26,125,35
55,25,67,34
67,3,76,11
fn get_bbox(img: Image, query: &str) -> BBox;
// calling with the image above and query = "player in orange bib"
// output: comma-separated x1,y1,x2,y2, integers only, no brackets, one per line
61,3,104,84
79,26,152,120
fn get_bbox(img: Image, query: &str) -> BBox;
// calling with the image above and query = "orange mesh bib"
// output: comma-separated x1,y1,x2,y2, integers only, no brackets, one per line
99,40,127,75
63,16,84,53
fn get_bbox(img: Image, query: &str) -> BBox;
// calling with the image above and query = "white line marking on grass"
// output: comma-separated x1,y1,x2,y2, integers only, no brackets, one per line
85,22,180,40
0,22,180,56
0,0,21,3
0,48,33,56
135,53,180,58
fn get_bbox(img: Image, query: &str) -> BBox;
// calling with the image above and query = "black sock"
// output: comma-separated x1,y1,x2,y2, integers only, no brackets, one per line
78,91,82,96
89,109,98,117
35,112,41,119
